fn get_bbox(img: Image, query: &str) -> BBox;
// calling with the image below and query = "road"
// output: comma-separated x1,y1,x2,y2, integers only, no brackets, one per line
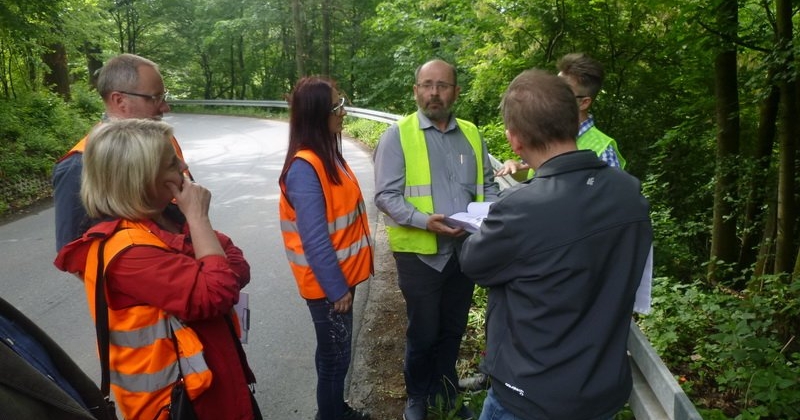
0,113,378,419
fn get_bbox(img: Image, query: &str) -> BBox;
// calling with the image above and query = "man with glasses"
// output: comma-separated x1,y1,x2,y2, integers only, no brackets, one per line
53,53,188,251
496,53,626,180
374,59,499,420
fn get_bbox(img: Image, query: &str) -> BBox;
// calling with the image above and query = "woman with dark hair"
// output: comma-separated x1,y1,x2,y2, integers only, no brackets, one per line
279,77,373,420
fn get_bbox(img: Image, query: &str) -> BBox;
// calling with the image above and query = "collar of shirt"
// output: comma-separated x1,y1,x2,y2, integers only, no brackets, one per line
417,110,457,133
140,218,191,252
578,114,595,137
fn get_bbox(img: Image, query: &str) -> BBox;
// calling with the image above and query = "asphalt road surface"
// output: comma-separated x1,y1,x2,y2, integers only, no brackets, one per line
0,113,378,419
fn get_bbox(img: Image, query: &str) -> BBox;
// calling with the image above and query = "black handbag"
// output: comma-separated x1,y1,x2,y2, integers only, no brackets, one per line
167,322,198,420
168,377,197,420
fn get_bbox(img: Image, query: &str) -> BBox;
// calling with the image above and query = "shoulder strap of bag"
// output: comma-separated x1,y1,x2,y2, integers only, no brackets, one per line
223,315,263,419
94,237,115,411
168,321,185,379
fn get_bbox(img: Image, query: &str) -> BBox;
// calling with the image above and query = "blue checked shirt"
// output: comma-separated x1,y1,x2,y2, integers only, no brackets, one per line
580,115,621,168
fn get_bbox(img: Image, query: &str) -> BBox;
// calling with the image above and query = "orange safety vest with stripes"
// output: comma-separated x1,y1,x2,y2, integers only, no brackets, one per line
279,150,374,299
83,220,212,420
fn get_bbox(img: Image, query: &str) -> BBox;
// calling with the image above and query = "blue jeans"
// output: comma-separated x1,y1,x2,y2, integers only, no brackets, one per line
479,388,523,420
394,253,474,405
479,388,617,420
307,296,354,420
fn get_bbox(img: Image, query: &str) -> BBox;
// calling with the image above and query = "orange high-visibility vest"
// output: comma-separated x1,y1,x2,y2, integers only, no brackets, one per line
279,150,374,299
83,220,212,420
58,132,193,180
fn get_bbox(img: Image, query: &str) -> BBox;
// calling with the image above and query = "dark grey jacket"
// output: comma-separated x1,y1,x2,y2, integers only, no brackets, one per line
0,297,115,420
461,150,652,420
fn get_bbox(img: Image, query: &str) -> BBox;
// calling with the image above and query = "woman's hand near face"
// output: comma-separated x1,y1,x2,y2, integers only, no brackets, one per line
168,175,212,223
166,177,224,259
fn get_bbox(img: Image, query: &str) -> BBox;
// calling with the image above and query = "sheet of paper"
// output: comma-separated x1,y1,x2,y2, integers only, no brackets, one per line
234,291,250,344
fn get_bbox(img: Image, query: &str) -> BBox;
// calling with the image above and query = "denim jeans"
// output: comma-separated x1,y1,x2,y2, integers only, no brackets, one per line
394,252,474,405
479,387,617,420
479,388,523,420
307,296,354,420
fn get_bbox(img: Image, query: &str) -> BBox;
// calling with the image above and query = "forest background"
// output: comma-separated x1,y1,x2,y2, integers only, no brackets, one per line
1,0,799,418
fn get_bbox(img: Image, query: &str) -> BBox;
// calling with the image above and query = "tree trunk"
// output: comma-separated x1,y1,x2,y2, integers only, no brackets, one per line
754,191,777,279
774,0,797,273
738,73,779,276
322,0,331,77
238,34,246,98
200,52,213,99
292,0,306,77
42,42,70,101
82,42,104,89
708,0,740,284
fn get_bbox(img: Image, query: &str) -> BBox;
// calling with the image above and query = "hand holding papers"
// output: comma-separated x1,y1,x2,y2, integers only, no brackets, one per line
443,202,493,233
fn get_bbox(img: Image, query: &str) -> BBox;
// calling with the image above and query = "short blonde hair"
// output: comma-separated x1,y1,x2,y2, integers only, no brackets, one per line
81,119,174,220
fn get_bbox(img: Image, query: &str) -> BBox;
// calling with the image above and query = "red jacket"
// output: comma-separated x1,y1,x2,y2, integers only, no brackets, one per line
55,218,256,420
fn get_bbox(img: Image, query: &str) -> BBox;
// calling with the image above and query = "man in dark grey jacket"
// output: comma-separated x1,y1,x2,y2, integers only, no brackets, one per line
0,296,116,420
460,69,652,420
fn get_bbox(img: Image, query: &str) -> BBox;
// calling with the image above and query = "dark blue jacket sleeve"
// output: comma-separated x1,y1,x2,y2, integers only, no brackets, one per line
284,159,349,302
53,154,87,251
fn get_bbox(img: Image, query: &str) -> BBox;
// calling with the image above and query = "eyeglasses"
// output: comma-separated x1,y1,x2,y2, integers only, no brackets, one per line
119,90,170,104
331,96,346,116
415,82,456,91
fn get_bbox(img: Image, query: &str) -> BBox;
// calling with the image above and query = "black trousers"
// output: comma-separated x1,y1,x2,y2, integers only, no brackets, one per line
393,252,475,404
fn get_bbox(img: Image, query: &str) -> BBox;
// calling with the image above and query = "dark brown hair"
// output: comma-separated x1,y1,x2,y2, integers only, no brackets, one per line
557,53,604,98
501,69,578,150
281,76,343,185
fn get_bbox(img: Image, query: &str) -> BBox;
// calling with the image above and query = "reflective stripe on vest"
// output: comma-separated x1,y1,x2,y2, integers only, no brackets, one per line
386,114,485,254
83,221,212,420
281,201,371,267
279,150,374,299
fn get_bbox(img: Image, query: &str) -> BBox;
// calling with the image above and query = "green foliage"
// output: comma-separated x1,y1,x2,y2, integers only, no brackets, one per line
69,82,104,121
0,90,93,215
171,104,287,120
480,121,513,163
427,389,485,420
343,119,389,149
0,91,93,178
639,277,800,418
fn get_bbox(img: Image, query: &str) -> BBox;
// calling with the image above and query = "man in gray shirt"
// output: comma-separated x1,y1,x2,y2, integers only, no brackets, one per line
373,59,499,420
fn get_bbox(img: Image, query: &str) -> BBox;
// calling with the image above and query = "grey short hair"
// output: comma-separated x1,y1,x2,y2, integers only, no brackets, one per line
96,54,160,100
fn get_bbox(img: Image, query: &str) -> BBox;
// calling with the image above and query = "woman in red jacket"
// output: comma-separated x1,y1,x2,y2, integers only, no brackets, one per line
55,119,261,420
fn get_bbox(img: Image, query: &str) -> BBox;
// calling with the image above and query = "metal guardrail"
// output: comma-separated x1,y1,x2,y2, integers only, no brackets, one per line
171,99,400,125
629,321,702,419
170,98,700,419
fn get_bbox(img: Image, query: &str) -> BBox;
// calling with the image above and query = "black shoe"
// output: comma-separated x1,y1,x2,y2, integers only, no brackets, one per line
314,403,370,420
403,397,427,420
342,403,370,420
